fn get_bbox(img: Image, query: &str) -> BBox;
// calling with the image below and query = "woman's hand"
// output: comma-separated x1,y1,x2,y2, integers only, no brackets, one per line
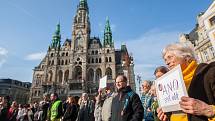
157,107,168,121
179,96,214,117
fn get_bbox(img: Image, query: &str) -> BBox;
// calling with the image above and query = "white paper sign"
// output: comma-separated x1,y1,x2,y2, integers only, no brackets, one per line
99,75,107,89
155,65,188,112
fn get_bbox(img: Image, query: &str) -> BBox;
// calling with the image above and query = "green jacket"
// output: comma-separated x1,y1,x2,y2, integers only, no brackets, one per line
48,99,63,121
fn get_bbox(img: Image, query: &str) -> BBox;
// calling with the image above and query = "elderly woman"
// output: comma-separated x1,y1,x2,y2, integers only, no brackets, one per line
76,93,95,121
157,43,215,121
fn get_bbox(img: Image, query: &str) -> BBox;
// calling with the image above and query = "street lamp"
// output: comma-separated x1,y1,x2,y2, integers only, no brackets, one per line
136,75,141,96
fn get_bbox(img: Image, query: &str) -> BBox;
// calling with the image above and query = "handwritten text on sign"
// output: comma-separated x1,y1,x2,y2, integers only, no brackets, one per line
158,79,179,103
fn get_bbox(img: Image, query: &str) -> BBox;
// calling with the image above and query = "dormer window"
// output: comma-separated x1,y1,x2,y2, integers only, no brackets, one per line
209,16,215,26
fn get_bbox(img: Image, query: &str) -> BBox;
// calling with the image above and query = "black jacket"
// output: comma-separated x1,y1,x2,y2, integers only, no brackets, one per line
187,62,215,121
111,86,144,121
62,103,78,121
41,101,50,121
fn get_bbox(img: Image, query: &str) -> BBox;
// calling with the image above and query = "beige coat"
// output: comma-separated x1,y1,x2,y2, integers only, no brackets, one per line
101,93,116,121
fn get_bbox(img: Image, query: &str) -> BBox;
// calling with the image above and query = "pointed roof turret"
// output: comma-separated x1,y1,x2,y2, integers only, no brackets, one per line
104,17,113,47
50,23,61,49
54,22,60,36
121,44,128,53
105,17,111,33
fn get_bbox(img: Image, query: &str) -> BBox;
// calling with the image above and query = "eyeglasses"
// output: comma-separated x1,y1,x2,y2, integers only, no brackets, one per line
115,80,125,84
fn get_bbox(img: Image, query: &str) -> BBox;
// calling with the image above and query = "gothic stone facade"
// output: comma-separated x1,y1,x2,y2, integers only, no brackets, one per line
29,0,135,102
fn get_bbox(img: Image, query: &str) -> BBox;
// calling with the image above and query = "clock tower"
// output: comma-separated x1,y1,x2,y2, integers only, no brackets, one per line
69,0,91,91
71,0,90,51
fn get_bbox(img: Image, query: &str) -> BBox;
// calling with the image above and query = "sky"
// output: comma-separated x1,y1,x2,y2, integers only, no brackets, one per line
0,0,213,87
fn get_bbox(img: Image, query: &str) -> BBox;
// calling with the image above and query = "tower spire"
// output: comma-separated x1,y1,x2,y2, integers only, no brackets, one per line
50,22,61,49
104,17,113,47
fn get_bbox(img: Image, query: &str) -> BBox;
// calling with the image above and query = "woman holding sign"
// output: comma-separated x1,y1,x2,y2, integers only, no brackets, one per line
157,43,215,121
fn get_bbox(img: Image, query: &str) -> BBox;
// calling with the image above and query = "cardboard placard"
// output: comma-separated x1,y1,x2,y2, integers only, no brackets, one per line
99,75,107,89
155,65,188,112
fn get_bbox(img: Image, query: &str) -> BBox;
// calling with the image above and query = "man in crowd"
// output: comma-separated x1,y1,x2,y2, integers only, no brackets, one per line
111,75,144,121
47,93,63,121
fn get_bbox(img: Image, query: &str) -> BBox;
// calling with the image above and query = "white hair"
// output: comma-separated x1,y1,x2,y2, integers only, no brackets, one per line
82,93,88,97
162,42,196,61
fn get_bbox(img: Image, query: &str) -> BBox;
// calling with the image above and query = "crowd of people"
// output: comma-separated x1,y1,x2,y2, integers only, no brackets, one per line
0,42,214,121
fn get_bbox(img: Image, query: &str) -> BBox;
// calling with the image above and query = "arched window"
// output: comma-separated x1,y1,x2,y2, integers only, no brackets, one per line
35,74,42,86
61,60,64,65
74,66,82,80
51,60,54,65
58,60,60,65
64,70,69,83
95,50,98,55
58,70,63,83
34,91,37,96
87,68,94,82
62,53,65,56
66,52,68,56
109,57,112,62
92,51,95,55
48,71,53,82
107,49,110,53
105,57,108,62
96,58,98,63
92,58,94,63
96,68,102,83
99,58,101,63
38,91,40,96
105,67,112,80
51,53,54,57
65,60,68,65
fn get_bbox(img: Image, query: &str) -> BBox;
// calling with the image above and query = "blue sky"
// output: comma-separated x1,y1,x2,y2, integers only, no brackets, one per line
0,0,212,85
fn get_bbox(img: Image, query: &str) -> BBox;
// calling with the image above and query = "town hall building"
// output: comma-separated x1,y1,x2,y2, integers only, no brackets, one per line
30,0,135,102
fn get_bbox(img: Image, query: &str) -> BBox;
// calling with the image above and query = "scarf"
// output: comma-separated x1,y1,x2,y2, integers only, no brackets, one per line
171,60,198,121
182,60,198,89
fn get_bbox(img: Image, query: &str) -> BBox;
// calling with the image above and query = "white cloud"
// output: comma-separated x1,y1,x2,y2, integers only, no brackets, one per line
25,52,46,60
117,28,187,80
0,47,8,55
0,47,8,67
0,59,6,68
